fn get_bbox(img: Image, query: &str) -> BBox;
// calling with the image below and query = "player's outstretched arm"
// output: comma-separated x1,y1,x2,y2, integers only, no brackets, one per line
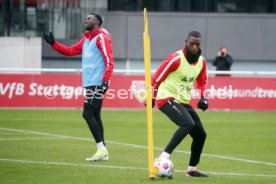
43,32,83,56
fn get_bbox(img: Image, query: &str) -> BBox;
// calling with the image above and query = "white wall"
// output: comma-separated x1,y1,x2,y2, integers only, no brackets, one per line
0,37,41,69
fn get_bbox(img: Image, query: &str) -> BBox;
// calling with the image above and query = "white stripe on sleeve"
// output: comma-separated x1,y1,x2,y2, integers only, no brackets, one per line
99,34,110,65
156,55,180,83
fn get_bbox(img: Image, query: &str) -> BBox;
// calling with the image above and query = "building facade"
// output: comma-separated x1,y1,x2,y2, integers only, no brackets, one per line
1,0,276,72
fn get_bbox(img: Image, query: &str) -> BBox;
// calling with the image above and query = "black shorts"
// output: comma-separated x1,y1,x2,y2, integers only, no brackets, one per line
84,86,104,109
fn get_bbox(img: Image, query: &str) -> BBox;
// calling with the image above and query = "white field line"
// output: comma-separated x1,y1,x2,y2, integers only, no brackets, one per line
0,137,69,141
0,158,146,171
0,158,276,178
1,127,276,167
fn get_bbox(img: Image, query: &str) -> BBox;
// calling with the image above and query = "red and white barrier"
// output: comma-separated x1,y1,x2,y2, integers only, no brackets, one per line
0,74,276,110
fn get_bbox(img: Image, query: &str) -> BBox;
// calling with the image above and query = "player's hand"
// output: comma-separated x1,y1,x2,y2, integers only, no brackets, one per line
197,96,208,111
43,32,55,45
100,81,109,94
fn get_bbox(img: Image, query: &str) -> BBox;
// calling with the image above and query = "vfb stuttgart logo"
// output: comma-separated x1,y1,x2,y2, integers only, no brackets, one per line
130,80,147,103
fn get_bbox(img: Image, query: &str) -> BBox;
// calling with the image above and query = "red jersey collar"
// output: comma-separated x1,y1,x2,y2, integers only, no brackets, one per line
84,28,103,41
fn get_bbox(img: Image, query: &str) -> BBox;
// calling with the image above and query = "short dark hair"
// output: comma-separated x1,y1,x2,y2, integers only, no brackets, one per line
90,13,103,27
188,31,201,39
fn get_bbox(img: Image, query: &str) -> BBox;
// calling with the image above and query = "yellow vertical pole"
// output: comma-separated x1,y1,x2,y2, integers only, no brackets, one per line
143,8,155,179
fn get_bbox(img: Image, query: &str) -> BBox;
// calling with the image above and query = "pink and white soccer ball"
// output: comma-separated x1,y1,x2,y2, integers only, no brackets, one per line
154,157,174,178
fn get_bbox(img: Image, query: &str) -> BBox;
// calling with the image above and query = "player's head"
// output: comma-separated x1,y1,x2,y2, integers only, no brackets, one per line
185,31,202,55
84,13,103,31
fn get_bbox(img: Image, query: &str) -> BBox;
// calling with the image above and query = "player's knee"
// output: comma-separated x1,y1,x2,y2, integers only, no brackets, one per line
192,130,207,142
179,120,195,130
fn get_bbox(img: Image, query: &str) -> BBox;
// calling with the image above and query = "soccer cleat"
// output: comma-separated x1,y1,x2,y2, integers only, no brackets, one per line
185,170,209,177
86,149,109,161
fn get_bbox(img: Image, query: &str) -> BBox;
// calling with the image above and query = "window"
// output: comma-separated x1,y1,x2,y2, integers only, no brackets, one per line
107,0,276,13
0,0,82,38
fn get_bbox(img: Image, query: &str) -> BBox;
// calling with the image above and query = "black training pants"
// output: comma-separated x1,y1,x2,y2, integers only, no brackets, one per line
159,99,207,166
82,86,105,145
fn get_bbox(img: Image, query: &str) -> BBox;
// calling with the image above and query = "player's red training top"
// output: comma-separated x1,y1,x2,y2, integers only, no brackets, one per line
152,48,208,108
51,28,114,82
